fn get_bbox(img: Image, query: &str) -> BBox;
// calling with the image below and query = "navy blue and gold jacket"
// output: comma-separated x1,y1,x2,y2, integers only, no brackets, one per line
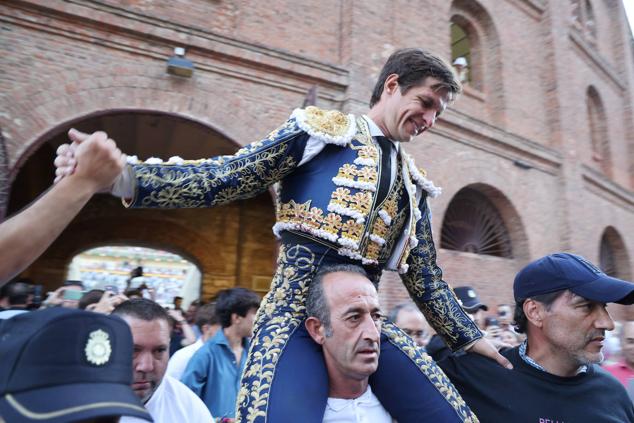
123,106,482,350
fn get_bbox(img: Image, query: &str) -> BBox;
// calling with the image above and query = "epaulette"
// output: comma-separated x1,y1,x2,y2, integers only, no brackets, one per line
291,106,357,146
403,152,442,198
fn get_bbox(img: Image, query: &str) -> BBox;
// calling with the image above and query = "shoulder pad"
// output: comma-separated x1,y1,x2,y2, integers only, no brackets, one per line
403,152,442,198
291,106,356,146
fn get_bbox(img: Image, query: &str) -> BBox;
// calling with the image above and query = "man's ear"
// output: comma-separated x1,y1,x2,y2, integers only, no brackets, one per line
305,317,325,345
384,74,399,95
523,299,543,328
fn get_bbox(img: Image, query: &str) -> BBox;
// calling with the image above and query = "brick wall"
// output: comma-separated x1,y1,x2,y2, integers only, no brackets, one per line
1,0,633,320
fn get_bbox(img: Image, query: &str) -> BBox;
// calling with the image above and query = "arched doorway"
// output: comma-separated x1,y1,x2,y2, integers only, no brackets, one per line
8,111,278,299
68,245,202,308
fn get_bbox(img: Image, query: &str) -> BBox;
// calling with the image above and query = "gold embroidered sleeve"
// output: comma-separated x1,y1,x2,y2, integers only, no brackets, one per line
400,196,483,351
126,118,308,208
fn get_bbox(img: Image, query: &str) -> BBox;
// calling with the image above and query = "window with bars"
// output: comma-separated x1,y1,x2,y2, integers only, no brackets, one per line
440,188,512,258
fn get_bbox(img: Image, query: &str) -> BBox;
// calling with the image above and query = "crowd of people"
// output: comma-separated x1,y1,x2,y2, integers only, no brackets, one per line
2,253,634,422
1,47,634,422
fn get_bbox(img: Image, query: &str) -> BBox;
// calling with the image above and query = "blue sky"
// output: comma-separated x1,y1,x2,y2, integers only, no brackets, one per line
625,0,634,36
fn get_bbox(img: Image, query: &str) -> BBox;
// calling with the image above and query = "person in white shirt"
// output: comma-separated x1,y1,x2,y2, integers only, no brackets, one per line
304,264,392,423
166,302,220,380
112,298,213,423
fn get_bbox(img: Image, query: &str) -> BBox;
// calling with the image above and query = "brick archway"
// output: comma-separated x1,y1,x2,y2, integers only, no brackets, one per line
3,68,286,178
10,108,278,298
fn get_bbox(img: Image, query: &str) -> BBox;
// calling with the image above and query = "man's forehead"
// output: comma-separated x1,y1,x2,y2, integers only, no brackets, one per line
566,291,595,304
124,316,170,337
323,274,379,307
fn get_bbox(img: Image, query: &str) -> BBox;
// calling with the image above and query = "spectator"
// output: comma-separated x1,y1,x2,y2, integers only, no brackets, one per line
305,264,391,422
42,280,85,309
483,316,503,342
79,289,106,310
497,303,514,332
181,288,260,420
427,285,488,361
185,300,203,339
500,330,522,347
604,320,634,400
166,303,220,380
167,308,196,356
173,296,184,314
439,253,634,422
0,307,152,422
0,279,34,319
454,286,489,329
389,302,430,347
80,289,129,314
112,298,212,423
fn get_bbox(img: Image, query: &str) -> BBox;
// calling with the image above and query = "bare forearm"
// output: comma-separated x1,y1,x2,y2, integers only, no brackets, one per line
0,177,96,284
180,322,197,346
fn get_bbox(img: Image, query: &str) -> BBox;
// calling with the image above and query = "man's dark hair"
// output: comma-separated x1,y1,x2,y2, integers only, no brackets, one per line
195,302,218,331
513,290,567,333
63,280,85,289
78,289,104,310
112,298,170,325
369,48,462,107
215,288,261,328
306,264,371,337
2,279,34,306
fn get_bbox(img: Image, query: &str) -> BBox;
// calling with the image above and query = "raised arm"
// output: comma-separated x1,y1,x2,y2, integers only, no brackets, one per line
0,132,125,285
124,120,308,208
56,117,311,209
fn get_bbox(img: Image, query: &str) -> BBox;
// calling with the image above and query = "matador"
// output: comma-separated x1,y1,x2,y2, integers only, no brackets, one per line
57,48,510,422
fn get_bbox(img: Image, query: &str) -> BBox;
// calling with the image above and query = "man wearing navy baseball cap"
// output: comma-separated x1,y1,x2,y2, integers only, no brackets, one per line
439,253,634,422
0,308,152,423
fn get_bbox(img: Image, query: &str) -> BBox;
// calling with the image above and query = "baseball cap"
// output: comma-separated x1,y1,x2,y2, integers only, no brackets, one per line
514,252,634,304
0,308,152,422
454,286,488,313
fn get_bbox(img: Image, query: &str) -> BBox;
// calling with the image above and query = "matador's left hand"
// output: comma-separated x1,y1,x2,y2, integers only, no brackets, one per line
467,338,513,369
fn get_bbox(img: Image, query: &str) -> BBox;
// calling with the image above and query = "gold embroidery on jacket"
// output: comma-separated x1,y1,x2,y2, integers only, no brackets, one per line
236,244,316,422
400,217,482,350
303,106,353,138
136,139,298,208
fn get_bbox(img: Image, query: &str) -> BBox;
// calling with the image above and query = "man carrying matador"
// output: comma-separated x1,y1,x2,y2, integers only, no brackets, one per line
56,48,510,422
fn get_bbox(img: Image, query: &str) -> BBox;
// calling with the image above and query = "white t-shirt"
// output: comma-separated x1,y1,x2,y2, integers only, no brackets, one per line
165,338,204,380
323,386,392,423
120,375,212,423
